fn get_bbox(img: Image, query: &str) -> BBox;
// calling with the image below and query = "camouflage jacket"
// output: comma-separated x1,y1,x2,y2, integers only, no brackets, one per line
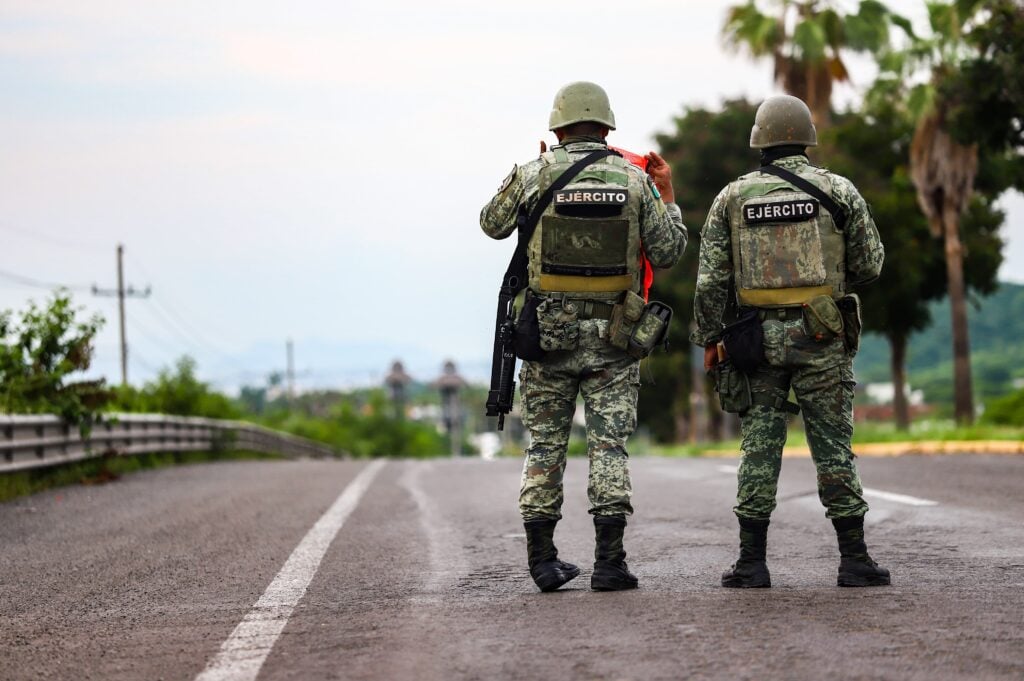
691,155,884,347
479,140,687,269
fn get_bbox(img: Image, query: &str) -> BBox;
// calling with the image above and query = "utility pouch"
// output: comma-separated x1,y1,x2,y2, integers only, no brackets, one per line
721,309,765,374
608,290,646,350
802,294,844,342
537,298,580,352
513,294,547,361
837,293,862,356
713,360,752,414
627,301,672,359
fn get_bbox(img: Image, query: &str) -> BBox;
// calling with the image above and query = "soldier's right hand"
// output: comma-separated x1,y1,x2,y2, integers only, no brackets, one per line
645,151,675,204
540,140,547,154
704,345,719,372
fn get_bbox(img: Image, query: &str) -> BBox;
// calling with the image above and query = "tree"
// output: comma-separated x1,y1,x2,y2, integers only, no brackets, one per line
639,100,760,442
113,356,240,419
823,104,942,428
823,96,1001,428
880,0,1022,423
0,292,109,432
722,0,910,127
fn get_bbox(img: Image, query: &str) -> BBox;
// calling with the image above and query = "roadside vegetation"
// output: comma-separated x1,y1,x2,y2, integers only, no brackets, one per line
651,420,1024,458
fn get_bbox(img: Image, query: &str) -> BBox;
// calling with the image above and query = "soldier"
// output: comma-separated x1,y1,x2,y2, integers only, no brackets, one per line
693,94,890,588
480,82,687,592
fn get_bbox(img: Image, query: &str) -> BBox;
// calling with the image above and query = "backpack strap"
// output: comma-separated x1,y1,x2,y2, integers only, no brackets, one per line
759,164,847,230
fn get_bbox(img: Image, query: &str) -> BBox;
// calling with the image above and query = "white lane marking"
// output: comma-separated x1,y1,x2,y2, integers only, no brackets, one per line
399,462,470,600
712,465,938,507
863,487,938,507
195,460,386,681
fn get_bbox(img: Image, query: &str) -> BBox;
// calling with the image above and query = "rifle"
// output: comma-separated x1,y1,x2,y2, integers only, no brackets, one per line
485,149,616,430
485,275,520,430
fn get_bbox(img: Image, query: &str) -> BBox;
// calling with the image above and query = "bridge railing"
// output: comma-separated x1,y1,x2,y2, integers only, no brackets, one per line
0,413,339,474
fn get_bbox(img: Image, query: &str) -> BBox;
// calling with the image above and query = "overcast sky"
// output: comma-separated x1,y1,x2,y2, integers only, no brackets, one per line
2,0,1021,391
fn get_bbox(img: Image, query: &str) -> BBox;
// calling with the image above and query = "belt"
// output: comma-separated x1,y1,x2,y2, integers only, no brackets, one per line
755,307,803,321
571,300,615,320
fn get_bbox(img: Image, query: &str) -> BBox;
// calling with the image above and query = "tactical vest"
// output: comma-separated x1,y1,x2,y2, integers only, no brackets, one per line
727,164,847,307
527,147,644,302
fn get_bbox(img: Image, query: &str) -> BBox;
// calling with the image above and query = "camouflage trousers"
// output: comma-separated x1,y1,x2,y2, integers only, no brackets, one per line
735,315,869,520
519,320,638,521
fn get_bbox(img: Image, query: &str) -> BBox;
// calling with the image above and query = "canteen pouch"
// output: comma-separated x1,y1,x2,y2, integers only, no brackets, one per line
627,301,672,359
721,309,765,374
608,290,647,350
802,294,844,342
513,294,547,361
714,360,752,414
537,298,580,352
837,293,862,356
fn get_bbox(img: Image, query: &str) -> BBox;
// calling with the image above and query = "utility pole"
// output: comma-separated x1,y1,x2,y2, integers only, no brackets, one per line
92,244,151,386
286,338,295,399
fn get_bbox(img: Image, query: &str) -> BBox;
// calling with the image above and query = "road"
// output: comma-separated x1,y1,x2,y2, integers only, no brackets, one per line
1,453,1023,680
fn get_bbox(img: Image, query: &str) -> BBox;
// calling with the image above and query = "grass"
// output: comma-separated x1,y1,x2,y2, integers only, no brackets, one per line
648,419,1024,458
0,449,284,504
850,420,1024,443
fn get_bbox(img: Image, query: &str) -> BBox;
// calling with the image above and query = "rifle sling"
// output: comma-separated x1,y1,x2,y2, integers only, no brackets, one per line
502,149,619,292
759,164,847,230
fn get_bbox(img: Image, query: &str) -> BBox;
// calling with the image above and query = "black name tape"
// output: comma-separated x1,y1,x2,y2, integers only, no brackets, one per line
743,199,820,224
554,188,628,206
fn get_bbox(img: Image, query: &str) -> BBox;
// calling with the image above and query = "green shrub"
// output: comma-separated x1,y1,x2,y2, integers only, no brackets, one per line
0,292,110,433
982,388,1024,426
111,356,240,419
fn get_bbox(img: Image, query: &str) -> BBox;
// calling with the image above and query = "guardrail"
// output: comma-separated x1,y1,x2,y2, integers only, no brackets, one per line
0,413,339,474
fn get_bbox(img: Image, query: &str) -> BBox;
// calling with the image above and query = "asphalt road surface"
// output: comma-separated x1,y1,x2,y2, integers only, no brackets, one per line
2,453,1023,681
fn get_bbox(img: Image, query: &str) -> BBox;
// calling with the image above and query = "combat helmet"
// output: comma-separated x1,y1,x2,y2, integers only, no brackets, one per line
749,95,817,149
548,81,616,131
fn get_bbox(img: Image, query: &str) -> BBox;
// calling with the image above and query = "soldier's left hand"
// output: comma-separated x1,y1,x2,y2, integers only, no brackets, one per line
645,151,675,204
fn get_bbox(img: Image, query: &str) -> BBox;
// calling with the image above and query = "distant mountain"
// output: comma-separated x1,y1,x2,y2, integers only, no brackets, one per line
855,281,1024,403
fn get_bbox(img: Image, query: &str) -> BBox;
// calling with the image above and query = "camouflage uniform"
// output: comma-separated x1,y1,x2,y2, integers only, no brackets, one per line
481,138,687,521
692,154,884,520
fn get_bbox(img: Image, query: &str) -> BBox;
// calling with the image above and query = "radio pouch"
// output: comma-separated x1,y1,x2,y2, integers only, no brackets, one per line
513,294,547,361
627,301,673,359
714,361,752,414
721,309,765,374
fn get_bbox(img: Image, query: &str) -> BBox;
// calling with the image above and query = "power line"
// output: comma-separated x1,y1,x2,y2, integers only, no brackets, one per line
128,255,249,371
127,307,190,363
129,255,238,353
0,221,109,253
0,267,90,291
129,347,163,378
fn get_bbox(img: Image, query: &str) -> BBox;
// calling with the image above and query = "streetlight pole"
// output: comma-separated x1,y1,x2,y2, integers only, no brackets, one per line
384,360,413,420
435,360,466,458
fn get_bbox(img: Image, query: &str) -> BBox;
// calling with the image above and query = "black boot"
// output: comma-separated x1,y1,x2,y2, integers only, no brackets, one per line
833,516,890,587
591,515,639,591
524,519,580,592
721,517,771,588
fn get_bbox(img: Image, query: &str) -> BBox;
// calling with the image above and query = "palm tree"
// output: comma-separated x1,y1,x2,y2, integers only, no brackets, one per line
722,0,910,128
909,108,978,423
903,0,987,423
